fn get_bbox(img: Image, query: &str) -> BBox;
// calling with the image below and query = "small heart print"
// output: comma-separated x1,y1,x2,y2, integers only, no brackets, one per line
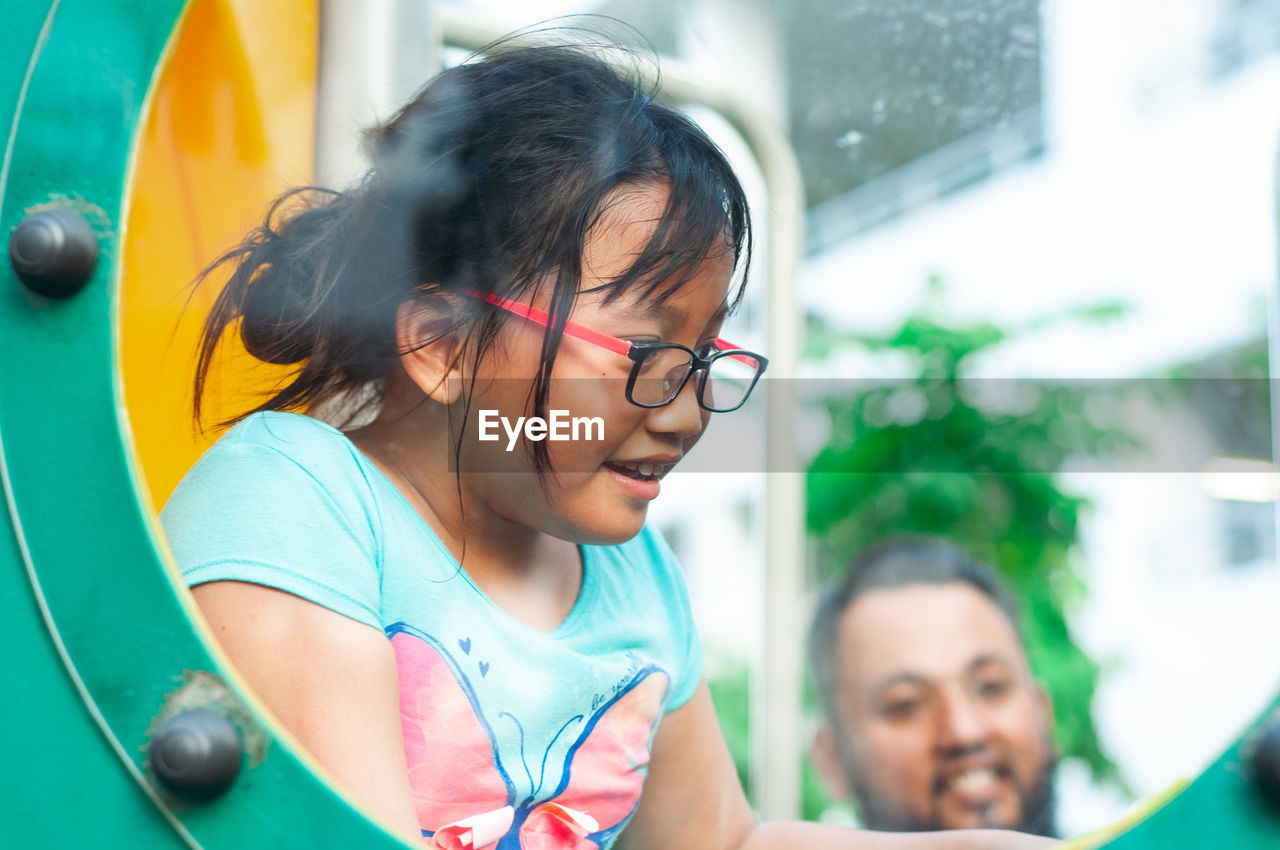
479,661,490,677
458,638,472,655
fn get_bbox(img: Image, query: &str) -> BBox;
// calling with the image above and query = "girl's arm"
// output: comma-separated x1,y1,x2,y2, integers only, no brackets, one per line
619,682,1058,850
191,580,422,840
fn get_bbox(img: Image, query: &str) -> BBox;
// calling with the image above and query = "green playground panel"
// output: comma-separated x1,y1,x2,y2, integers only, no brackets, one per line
0,1,1276,846
0,1,412,846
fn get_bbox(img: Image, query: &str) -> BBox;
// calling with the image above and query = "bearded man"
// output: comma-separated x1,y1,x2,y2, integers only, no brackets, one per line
808,537,1058,836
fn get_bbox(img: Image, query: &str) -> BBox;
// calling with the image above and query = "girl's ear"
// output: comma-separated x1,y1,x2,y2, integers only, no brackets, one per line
396,299,464,404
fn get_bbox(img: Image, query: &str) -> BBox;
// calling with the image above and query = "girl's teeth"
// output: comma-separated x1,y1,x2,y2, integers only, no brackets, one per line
611,461,670,477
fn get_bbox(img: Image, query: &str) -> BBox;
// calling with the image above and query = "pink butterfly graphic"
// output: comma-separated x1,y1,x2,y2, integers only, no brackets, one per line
388,623,669,850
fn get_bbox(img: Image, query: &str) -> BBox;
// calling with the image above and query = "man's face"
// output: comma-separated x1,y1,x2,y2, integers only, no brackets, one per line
812,582,1057,834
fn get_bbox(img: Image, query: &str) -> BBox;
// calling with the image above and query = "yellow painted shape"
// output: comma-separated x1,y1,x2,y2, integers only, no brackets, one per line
121,0,316,510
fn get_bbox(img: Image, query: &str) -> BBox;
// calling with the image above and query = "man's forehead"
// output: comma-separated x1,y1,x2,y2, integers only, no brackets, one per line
835,581,1027,692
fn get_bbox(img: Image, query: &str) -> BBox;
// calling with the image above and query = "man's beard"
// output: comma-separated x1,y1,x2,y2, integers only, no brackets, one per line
848,749,1059,837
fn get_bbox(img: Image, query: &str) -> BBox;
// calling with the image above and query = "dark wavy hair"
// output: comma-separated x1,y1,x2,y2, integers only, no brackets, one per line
192,35,753,471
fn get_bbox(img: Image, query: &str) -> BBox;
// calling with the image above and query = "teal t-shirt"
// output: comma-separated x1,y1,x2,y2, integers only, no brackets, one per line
161,411,702,848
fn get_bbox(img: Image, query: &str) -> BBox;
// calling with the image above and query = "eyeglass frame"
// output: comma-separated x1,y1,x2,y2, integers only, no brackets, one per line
467,291,768,412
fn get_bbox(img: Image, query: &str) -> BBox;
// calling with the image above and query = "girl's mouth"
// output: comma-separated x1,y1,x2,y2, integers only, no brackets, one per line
604,460,672,480
603,461,665,501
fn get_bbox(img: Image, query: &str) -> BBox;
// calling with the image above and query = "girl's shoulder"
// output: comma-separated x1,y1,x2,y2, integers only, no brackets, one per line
162,411,386,628
218,410,349,457
205,411,374,486
166,411,380,522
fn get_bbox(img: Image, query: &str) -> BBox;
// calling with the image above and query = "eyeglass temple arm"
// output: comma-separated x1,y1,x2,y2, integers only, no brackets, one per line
716,340,765,370
472,291,762,368
472,292,632,355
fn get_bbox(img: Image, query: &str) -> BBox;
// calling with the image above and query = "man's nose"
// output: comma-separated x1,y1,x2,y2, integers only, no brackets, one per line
935,687,991,751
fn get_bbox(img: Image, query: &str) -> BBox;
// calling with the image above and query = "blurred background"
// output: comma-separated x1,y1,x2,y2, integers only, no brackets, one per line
129,0,1280,839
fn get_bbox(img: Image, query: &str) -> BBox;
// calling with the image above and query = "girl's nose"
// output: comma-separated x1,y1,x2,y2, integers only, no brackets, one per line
644,374,706,441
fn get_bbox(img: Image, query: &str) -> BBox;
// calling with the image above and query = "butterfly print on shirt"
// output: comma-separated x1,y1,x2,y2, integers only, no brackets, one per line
387,623,669,850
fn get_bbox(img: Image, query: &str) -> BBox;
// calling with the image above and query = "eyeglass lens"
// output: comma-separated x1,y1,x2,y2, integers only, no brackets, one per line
702,351,759,411
631,347,759,411
632,348,695,406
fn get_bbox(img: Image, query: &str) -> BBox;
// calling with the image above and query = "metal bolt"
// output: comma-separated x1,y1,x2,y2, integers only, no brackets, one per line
150,708,243,801
8,209,99,298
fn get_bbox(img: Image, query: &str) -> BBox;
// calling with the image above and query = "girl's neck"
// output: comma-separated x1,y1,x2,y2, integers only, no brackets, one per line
345,403,522,562
345,388,584,631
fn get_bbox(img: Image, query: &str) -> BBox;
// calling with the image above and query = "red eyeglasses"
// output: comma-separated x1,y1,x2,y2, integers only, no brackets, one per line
469,291,767,412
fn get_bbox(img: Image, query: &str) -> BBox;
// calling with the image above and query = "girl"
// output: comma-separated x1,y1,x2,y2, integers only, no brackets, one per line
162,38,1056,850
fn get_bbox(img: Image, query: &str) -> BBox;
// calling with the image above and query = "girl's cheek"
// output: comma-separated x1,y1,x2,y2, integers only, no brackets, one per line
550,375,630,418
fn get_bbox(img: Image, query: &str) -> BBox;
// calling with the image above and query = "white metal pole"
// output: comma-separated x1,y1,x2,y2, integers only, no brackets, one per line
1269,139,1280,569
315,0,435,188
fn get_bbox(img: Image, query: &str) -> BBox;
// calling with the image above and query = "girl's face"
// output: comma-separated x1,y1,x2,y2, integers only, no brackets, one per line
459,182,735,544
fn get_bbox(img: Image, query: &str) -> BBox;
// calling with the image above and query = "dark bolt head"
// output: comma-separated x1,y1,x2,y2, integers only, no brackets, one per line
8,209,99,298
1253,716,1280,810
150,708,243,801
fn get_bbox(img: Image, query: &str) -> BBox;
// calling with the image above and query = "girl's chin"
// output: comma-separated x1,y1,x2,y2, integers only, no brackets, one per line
563,502,650,546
